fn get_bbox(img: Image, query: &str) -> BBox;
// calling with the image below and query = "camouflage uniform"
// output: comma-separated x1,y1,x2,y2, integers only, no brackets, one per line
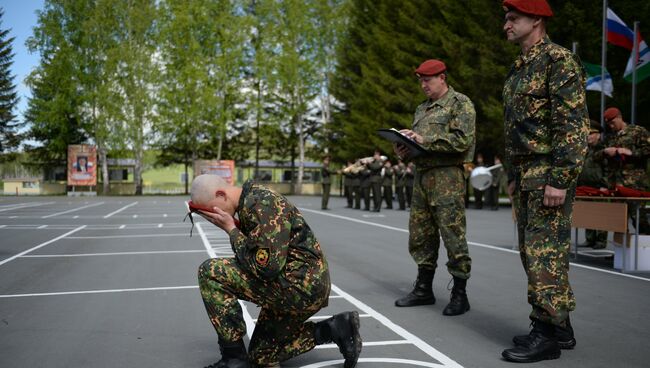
321,164,334,210
409,86,476,279
198,180,331,366
503,36,589,326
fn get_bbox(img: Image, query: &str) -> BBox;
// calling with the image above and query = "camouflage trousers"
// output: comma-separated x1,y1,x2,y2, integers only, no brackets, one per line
198,258,330,366
409,167,471,279
513,185,576,326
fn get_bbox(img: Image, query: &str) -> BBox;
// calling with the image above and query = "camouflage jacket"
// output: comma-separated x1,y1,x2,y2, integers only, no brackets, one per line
608,125,650,190
578,142,609,188
503,36,589,190
412,86,476,170
229,180,330,293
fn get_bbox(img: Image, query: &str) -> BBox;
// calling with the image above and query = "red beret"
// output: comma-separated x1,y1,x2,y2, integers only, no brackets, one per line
604,107,621,121
503,0,553,17
415,59,447,76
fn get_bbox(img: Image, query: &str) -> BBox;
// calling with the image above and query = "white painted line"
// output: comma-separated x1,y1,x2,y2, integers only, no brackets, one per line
0,225,6,229
103,201,138,218
133,214,138,218
314,340,411,349
73,215,79,219
66,233,187,239
251,314,371,322
300,208,408,233
329,295,344,299
0,285,197,298
158,224,163,228
0,226,86,267
10,216,17,219
119,225,126,229
304,209,650,282
0,201,55,213
301,358,445,368
42,202,105,218
331,284,463,368
21,250,205,258
163,214,168,218
196,223,216,259
37,225,47,229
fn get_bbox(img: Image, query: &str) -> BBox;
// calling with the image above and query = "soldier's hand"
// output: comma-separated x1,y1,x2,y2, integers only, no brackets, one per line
604,147,618,156
399,129,424,144
543,185,566,207
394,143,410,159
198,207,237,233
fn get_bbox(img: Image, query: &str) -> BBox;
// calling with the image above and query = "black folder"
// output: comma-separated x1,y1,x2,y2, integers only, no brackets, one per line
377,128,428,158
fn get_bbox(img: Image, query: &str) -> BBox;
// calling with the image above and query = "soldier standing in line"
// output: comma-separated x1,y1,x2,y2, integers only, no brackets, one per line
321,155,334,210
351,159,362,209
382,160,394,209
343,160,355,208
577,120,610,248
368,150,384,212
191,174,361,368
602,107,650,233
501,0,589,362
393,58,475,317
405,162,415,208
360,163,372,211
394,159,407,210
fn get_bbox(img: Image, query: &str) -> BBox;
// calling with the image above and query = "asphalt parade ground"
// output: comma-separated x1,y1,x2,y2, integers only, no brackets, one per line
0,195,649,368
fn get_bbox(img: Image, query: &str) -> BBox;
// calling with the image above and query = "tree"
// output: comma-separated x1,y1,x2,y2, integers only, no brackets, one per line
0,9,20,157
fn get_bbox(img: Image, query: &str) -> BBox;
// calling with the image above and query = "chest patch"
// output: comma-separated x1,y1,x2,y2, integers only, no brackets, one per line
255,248,270,267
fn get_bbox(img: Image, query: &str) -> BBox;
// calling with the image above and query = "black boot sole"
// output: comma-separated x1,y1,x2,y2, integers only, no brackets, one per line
343,311,362,368
513,336,576,350
502,349,561,363
394,296,435,307
442,302,470,316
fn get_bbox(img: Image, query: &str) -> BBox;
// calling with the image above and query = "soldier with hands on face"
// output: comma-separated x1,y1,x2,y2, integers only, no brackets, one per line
501,0,589,362
393,58,476,317
191,175,361,368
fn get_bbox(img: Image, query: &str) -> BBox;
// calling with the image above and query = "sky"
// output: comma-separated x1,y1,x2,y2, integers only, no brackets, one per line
1,0,44,126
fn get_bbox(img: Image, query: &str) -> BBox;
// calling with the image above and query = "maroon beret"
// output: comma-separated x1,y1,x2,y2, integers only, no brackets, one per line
415,59,447,76
503,0,553,17
604,107,621,121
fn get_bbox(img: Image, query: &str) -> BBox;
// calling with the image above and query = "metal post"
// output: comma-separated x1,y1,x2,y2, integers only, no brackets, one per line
631,21,639,125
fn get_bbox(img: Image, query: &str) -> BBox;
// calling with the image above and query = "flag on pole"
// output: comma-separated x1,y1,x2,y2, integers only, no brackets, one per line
607,8,634,50
624,31,650,84
583,62,613,97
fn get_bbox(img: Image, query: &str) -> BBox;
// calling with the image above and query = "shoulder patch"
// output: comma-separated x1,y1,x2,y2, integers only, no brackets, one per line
255,248,270,267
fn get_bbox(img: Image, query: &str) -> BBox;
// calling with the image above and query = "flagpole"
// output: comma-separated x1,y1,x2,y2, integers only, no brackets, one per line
601,0,608,131
631,21,639,125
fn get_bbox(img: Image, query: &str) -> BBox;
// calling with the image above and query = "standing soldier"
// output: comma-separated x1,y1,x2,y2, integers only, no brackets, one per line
577,120,610,248
191,175,361,368
368,150,384,212
394,159,407,210
602,107,650,233
351,159,362,210
343,160,355,208
393,58,476,317
501,0,589,363
405,162,415,208
321,156,334,210
382,160,394,209
360,163,372,211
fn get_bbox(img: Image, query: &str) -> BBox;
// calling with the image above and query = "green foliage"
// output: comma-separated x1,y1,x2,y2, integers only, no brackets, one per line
0,9,21,156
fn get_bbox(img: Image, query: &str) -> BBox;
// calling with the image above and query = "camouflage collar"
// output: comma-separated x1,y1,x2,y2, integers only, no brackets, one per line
427,86,456,109
515,35,551,68
237,179,254,214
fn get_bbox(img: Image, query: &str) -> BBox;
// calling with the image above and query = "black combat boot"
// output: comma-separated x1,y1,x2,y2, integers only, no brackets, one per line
502,320,561,363
513,316,576,349
394,268,436,307
442,277,470,316
314,311,362,368
205,339,250,368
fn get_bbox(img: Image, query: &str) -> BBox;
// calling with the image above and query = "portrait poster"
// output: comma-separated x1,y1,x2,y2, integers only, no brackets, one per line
194,160,235,185
68,145,97,186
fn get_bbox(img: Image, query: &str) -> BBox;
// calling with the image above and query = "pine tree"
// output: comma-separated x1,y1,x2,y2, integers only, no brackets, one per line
0,9,20,155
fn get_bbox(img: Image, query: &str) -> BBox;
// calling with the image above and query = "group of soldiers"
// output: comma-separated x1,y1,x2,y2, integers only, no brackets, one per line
325,150,417,212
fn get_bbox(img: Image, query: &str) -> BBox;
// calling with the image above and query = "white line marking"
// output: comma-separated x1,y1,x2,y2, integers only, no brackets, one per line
42,202,105,218
103,201,138,218
314,340,411,349
0,285,197,298
158,224,163,228
0,226,86,267
303,209,650,282
10,216,17,218
37,225,47,229
331,284,463,368
306,314,371,321
301,358,445,368
66,233,187,239
73,215,79,219
0,202,55,213
163,214,168,218
196,223,217,259
0,225,5,229
133,214,138,218
119,225,126,229
21,250,205,258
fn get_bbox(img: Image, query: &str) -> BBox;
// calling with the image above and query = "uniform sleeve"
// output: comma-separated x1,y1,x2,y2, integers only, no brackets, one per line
228,195,291,280
422,98,476,154
548,55,589,189
631,127,650,158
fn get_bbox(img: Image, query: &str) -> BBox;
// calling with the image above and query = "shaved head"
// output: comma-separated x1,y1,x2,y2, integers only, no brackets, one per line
191,175,230,206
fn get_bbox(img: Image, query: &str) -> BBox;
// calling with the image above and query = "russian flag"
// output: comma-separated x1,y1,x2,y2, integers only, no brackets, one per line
607,8,634,50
